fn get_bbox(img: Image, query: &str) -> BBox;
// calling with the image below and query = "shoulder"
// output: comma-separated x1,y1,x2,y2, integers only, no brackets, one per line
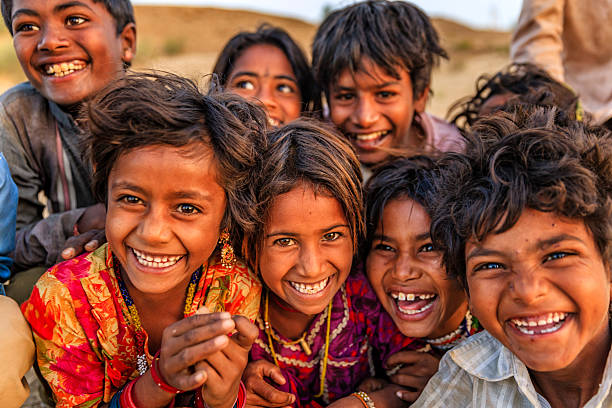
0,82,47,112
447,331,512,380
208,253,261,289
421,111,465,153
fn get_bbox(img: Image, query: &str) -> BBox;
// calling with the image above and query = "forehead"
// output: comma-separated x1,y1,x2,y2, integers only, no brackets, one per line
230,43,296,78
333,58,410,90
12,0,104,15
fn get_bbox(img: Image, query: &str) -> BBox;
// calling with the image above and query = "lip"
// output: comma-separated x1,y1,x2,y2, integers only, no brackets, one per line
283,273,336,302
505,312,573,338
37,58,89,80
347,130,392,151
389,292,438,322
127,246,185,274
268,116,283,127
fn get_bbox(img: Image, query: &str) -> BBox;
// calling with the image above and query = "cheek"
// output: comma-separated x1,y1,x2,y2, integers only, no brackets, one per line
280,97,302,121
329,103,350,125
366,255,387,289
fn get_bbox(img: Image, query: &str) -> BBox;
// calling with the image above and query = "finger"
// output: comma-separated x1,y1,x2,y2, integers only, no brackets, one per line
60,230,100,260
386,350,426,367
231,315,259,350
61,247,76,260
265,364,287,386
395,389,420,403
171,368,209,392
390,373,428,390
250,378,295,406
164,335,229,373
167,311,234,338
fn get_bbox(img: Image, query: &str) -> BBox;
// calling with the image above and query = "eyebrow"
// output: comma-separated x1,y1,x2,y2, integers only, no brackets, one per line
230,71,297,83
373,232,430,242
265,223,350,239
12,1,93,20
110,182,213,202
465,247,505,263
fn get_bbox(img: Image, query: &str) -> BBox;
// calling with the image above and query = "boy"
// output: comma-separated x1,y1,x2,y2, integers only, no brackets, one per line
413,107,612,407
311,0,462,177
0,0,136,302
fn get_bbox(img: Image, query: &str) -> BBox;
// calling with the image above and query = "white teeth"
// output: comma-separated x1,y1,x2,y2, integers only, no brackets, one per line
267,117,281,127
397,300,435,315
511,313,568,333
354,130,389,141
132,248,182,268
44,60,86,77
390,292,435,301
289,277,330,295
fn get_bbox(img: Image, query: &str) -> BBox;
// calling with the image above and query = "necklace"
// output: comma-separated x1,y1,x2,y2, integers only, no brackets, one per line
115,258,203,375
425,310,479,350
263,289,332,398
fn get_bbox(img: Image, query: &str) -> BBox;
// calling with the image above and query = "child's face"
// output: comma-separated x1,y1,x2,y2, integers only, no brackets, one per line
258,183,353,316
10,0,136,107
367,199,467,338
328,58,428,166
227,43,302,127
465,209,611,372
106,144,227,296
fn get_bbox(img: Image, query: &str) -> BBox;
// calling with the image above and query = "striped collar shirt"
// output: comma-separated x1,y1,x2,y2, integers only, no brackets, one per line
412,331,612,408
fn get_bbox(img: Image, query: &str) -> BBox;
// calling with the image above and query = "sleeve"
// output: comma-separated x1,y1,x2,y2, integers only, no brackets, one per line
0,296,35,408
409,353,473,408
0,153,18,279
212,262,262,322
510,0,566,83
0,102,86,270
21,272,106,408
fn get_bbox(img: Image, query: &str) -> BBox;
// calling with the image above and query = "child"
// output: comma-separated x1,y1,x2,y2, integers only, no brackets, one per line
311,1,462,177
413,107,612,407
242,120,426,408
362,155,480,403
21,73,266,408
0,0,137,301
213,24,320,127
448,62,583,132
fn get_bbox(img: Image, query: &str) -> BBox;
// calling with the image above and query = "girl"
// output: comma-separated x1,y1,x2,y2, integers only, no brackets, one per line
242,120,424,408
21,73,267,408
212,25,320,127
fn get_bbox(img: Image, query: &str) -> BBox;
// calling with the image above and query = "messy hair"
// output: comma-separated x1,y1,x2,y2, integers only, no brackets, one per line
364,155,439,255
448,63,581,132
2,0,135,35
312,0,447,99
243,119,364,268
212,24,321,114
431,106,612,290
85,72,267,251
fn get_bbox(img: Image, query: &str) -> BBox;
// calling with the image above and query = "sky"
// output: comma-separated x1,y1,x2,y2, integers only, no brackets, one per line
131,0,523,31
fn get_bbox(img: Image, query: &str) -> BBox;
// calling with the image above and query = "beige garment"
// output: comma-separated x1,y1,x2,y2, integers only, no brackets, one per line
0,296,35,407
511,0,612,124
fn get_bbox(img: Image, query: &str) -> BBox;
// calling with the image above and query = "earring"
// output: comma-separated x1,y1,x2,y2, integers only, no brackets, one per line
219,230,236,268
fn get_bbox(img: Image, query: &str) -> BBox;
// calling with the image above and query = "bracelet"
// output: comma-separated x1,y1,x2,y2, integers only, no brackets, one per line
195,381,246,408
151,351,182,394
119,379,140,408
352,391,376,408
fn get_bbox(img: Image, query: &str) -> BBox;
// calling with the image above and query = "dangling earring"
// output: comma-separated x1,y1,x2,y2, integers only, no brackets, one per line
219,229,236,268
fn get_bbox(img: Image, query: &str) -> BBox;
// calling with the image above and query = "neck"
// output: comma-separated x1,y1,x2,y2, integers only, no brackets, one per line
266,291,317,340
427,302,469,340
530,322,611,408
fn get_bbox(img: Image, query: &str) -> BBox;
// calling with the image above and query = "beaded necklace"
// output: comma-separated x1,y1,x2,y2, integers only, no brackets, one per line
263,289,332,398
425,310,480,351
114,258,203,375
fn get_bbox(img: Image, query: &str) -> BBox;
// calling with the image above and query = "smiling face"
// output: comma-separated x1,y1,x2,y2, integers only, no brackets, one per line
329,58,428,166
258,184,353,316
227,43,302,127
105,143,227,296
367,198,467,338
465,209,611,372
10,0,135,107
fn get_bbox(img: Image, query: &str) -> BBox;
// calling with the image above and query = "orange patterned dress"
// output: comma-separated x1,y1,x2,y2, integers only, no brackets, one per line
21,243,261,408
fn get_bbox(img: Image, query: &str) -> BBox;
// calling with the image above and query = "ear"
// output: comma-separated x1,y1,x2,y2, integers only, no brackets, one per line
119,22,137,64
413,84,429,113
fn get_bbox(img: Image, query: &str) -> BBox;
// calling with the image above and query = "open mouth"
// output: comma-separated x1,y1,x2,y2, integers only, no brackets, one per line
43,60,87,78
288,276,331,295
349,130,391,149
131,248,184,269
509,312,569,335
268,117,283,127
391,292,437,315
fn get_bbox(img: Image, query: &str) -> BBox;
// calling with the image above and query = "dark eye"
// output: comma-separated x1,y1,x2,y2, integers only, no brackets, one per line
277,83,295,94
274,237,296,247
177,203,199,215
474,262,504,271
334,92,354,102
120,195,142,205
545,252,571,262
234,80,255,91
377,91,396,98
66,16,87,26
374,243,395,252
322,231,342,241
15,23,40,32
419,243,435,253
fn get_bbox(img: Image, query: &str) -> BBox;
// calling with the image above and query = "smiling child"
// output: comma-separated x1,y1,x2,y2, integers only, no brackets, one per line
242,120,424,408
311,1,462,176
213,25,319,128
21,73,266,408
0,0,137,302
413,107,612,407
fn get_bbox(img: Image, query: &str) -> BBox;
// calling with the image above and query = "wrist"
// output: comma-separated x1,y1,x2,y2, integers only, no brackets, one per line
196,381,246,408
151,351,182,395
352,391,376,408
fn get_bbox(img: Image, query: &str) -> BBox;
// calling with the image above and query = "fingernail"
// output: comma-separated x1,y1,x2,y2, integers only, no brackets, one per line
85,240,98,250
195,306,209,315
396,391,403,399
62,248,74,258
219,312,231,320
194,371,206,382
214,335,228,346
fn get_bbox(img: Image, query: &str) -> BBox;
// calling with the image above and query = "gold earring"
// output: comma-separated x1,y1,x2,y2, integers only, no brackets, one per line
219,230,236,268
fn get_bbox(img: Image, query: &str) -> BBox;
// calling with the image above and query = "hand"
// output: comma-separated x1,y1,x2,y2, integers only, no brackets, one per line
60,229,106,261
358,377,388,393
196,315,259,408
77,203,106,232
243,360,295,408
386,350,440,403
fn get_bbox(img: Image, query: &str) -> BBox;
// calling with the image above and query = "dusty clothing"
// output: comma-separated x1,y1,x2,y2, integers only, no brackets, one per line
0,83,95,270
0,295,35,408
511,0,612,123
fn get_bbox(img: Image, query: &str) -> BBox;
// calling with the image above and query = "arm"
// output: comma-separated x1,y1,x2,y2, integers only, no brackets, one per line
0,153,18,280
510,0,566,83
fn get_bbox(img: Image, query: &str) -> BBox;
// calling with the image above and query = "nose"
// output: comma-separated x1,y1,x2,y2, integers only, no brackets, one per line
350,96,380,128
391,253,423,281
509,267,549,305
37,24,69,52
256,83,280,114
138,205,172,244
296,243,325,279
